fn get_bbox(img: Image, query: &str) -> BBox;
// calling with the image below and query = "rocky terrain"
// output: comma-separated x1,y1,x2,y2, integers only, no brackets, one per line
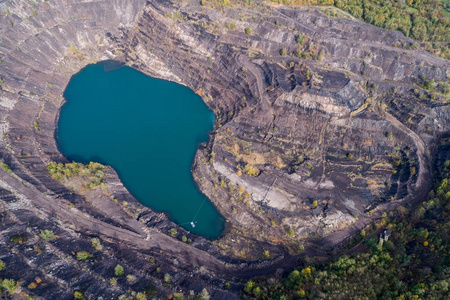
0,0,448,299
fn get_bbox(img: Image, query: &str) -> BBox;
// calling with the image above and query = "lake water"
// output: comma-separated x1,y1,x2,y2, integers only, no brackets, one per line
57,62,225,238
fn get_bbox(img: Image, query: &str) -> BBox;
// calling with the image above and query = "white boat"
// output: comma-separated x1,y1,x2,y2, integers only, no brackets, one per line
190,222,196,228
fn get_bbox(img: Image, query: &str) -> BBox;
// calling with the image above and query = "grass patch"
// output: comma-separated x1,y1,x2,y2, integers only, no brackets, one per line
1,163,12,174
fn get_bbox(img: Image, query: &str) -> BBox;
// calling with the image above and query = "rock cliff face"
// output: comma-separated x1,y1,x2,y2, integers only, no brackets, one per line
0,0,448,298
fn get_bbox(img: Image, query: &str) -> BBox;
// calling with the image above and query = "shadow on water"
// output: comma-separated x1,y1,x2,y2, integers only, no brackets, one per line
99,60,126,72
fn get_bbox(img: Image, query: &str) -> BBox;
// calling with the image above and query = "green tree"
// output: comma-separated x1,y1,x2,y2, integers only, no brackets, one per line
136,293,147,300
244,281,255,294
115,264,125,277
76,251,93,261
169,228,177,236
1,279,17,294
173,293,184,300
40,229,55,241
198,288,210,300
164,273,172,283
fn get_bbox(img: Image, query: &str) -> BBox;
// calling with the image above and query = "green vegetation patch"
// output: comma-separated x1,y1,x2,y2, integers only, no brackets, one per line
1,162,12,174
76,251,93,261
47,161,106,189
269,0,450,59
0,279,18,295
114,264,125,277
73,291,84,299
10,234,27,244
443,0,450,19
40,229,55,241
91,237,103,250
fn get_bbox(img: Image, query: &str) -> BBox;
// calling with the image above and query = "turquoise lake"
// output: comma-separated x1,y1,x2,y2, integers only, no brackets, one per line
57,62,225,238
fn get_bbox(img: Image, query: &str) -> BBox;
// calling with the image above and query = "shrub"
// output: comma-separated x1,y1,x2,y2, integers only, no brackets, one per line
437,82,450,94
126,274,137,284
115,264,125,277
164,273,172,283
136,293,147,300
91,237,102,250
10,234,27,244
280,48,287,56
1,162,12,174
225,22,236,30
28,282,37,289
423,79,435,90
76,251,93,261
287,228,295,237
40,230,55,241
74,291,84,299
0,260,5,271
173,293,184,300
244,27,252,34
169,228,177,236
317,49,325,61
109,277,117,286
243,164,260,176
34,245,44,254
198,288,210,300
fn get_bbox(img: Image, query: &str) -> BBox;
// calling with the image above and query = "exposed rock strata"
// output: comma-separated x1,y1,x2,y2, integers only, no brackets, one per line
0,0,448,298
